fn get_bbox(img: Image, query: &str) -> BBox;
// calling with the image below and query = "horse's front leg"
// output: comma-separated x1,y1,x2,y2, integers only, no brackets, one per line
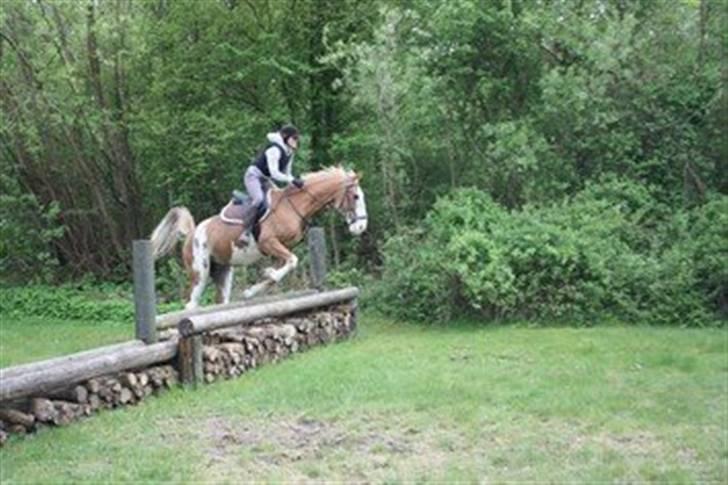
241,238,296,299
260,238,298,283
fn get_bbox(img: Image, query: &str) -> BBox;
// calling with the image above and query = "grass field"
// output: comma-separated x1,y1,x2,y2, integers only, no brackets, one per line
0,317,130,368
0,315,726,483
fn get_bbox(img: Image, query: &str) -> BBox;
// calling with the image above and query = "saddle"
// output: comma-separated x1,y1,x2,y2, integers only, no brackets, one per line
219,190,271,242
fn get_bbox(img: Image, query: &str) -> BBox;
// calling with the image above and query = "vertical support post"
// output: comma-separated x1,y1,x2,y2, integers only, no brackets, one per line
307,227,327,290
192,335,203,384
178,335,202,387
133,240,157,344
349,297,359,334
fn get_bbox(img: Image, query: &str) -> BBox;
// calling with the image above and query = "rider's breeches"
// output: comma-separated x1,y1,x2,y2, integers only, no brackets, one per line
244,166,266,207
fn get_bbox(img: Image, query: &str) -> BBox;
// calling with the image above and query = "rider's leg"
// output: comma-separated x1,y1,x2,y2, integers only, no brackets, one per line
237,168,265,245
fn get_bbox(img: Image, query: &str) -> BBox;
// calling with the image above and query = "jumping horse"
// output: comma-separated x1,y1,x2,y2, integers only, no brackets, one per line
150,166,368,309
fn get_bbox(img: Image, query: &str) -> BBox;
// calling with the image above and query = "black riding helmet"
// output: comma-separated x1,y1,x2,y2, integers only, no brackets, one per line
280,124,299,143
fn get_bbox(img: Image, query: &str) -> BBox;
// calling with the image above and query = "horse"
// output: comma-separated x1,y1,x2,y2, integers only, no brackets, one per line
150,166,368,309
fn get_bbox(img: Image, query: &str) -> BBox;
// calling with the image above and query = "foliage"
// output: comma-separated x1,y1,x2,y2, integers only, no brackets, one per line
653,195,728,323
378,184,724,326
0,284,180,322
0,175,64,283
0,0,725,327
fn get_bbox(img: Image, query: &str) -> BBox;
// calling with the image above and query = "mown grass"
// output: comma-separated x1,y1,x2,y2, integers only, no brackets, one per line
0,315,726,483
0,317,130,367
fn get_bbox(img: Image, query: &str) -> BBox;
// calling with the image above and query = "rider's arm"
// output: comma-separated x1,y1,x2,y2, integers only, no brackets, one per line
265,146,294,184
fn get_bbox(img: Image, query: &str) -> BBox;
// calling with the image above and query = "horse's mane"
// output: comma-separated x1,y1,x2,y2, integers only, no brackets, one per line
301,165,351,182
275,165,352,196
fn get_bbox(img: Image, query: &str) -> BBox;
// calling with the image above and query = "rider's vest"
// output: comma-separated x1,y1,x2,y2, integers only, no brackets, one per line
253,142,291,178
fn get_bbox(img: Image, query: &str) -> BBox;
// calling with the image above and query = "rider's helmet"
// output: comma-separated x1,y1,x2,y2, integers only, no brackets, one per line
280,124,299,143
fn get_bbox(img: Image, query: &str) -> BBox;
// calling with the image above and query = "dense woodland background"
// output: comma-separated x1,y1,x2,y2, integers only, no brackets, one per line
0,0,725,325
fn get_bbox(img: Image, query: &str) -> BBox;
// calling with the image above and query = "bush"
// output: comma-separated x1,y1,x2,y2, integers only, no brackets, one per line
377,184,724,325
379,228,456,321
0,284,181,322
650,195,728,324
0,175,64,283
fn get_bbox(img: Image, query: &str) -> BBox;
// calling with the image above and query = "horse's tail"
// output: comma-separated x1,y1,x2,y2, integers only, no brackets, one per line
150,207,196,261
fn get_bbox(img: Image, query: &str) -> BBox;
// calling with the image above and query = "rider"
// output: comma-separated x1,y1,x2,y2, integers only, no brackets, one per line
236,125,304,246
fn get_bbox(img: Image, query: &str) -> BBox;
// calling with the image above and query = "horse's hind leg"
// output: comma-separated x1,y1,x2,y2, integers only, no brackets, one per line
185,224,211,310
211,263,234,304
186,265,209,310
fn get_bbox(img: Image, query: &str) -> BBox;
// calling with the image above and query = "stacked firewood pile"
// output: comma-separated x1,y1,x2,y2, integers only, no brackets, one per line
0,365,178,445
0,304,355,446
200,304,355,383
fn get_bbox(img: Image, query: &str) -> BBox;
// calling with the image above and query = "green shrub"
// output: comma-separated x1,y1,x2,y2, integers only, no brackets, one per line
379,228,456,322
0,284,181,322
648,195,728,324
686,195,728,317
0,175,64,283
377,184,724,325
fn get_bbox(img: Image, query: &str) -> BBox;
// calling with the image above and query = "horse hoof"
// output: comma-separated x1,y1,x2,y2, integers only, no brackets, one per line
264,267,278,281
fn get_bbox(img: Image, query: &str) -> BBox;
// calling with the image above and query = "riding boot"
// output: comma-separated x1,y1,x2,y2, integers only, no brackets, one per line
235,203,258,248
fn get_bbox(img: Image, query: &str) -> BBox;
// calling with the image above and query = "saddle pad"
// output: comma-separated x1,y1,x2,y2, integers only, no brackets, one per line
219,190,275,226
220,200,247,225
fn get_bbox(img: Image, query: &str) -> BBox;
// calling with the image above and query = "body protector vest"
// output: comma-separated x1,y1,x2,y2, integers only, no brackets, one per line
253,142,291,178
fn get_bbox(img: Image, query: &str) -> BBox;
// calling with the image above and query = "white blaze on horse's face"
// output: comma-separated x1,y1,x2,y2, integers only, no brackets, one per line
348,186,368,236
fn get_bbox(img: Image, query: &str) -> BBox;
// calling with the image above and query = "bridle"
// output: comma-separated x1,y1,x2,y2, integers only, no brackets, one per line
281,174,367,228
332,180,368,225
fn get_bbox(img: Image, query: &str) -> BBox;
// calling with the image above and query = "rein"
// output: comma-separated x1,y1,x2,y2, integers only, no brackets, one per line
278,176,359,227
261,170,366,240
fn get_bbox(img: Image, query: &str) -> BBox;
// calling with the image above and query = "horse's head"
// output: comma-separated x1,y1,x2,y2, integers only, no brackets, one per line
334,170,368,236
299,166,368,236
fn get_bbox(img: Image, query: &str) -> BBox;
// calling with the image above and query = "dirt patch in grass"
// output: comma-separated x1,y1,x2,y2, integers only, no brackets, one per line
154,413,713,482
195,413,456,481
183,415,708,483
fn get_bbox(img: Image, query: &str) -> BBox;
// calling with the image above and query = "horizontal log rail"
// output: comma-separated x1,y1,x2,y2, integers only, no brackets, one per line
156,289,318,330
0,340,146,381
0,340,178,402
178,287,359,337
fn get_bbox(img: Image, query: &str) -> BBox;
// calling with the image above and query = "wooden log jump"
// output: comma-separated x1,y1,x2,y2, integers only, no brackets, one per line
0,341,146,382
176,287,358,386
156,289,318,330
0,230,355,437
177,287,359,337
0,340,178,402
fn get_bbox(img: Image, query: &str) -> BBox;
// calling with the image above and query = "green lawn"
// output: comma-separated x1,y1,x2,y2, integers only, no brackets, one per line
0,316,726,483
0,317,130,367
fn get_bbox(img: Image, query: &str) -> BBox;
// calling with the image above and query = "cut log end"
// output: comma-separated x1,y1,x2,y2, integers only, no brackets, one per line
178,318,195,337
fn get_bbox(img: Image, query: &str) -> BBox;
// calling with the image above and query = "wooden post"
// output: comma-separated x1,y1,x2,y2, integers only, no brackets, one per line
178,336,202,387
133,240,157,344
307,227,327,290
192,336,203,384
350,298,359,334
